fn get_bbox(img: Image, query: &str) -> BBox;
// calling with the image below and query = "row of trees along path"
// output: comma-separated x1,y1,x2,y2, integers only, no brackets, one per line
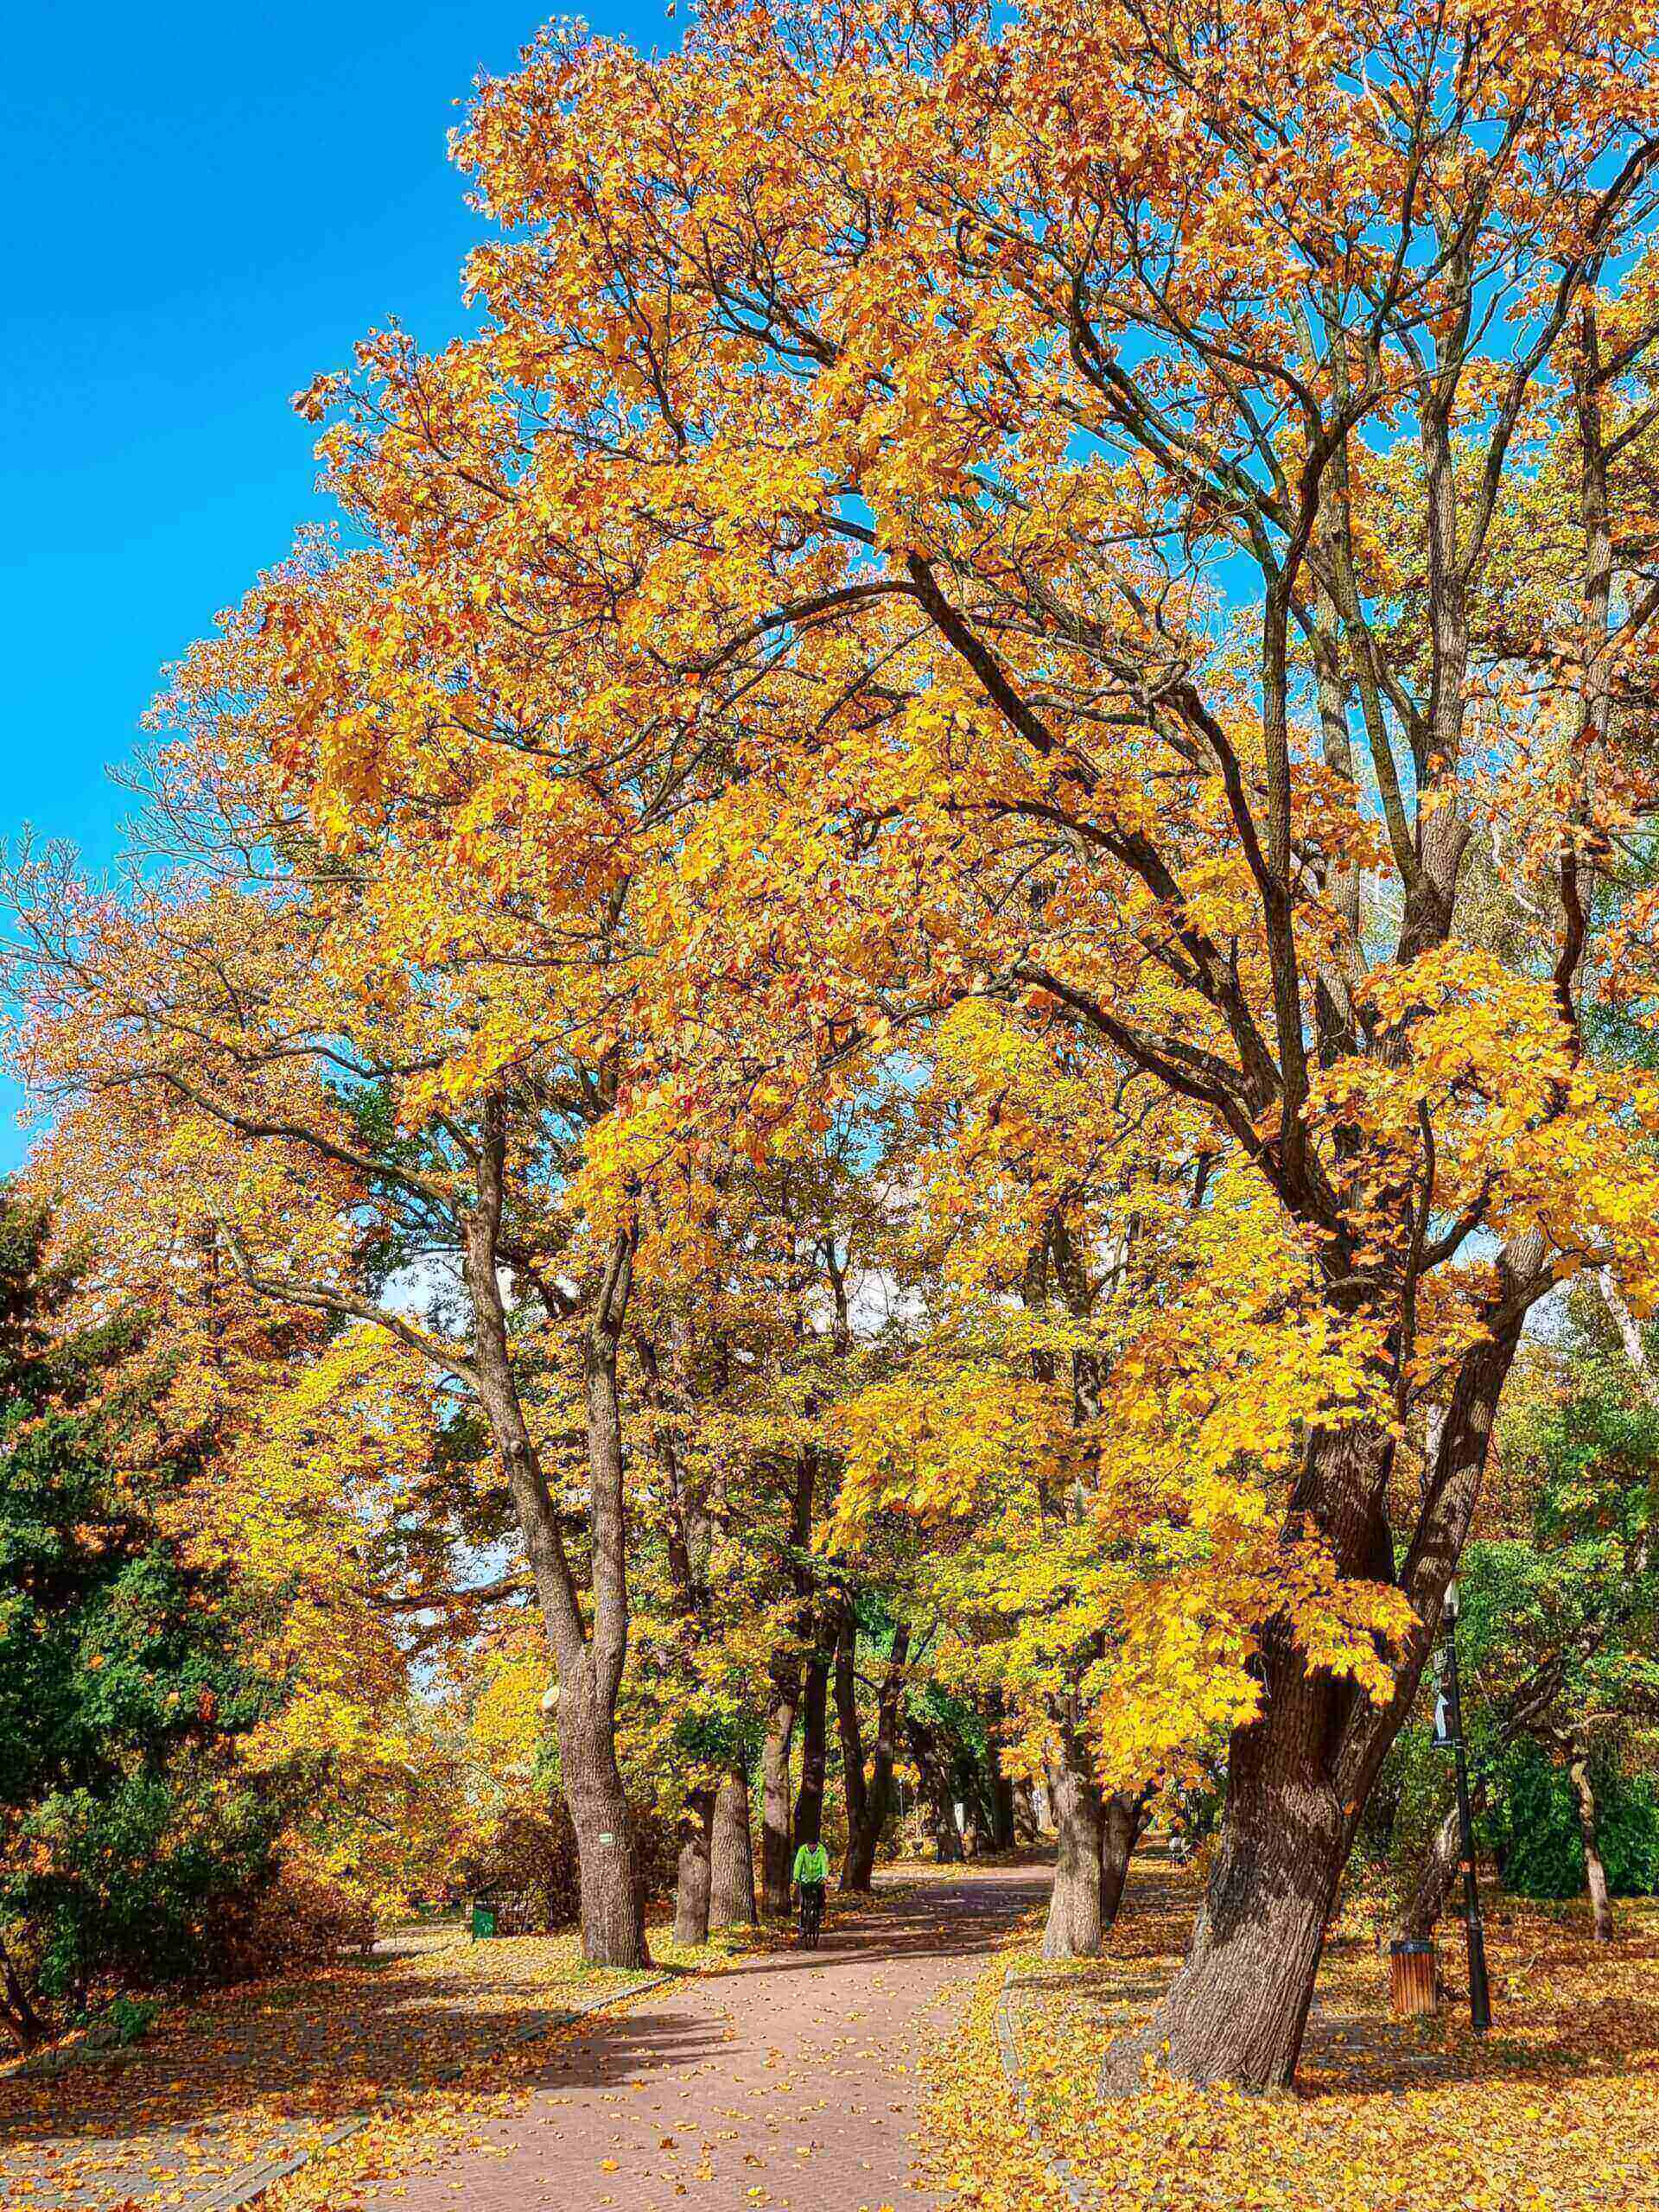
10,0,1659,2107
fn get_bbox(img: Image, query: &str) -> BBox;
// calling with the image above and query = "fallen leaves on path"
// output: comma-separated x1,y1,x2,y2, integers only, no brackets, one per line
274,1867,1010,2212
926,1862,1659,2212
0,1918,738,2212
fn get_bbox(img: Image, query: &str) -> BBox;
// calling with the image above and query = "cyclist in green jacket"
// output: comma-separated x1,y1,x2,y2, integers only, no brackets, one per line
792,1838,829,1947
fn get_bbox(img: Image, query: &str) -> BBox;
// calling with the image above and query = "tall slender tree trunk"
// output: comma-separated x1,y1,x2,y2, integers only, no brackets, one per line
842,1624,910,1892
1044,1758,1104,1960
760,1661,799,1916
710,1766,757,1926
465,1117,647,1969
1402,1800,1465,1942
640,1319,746,1939
569,1254,650,1967
987,1726,1017,1852
1568,1749,1615,1942
793,1631,831,1847
763,1446,817,1911
1013,1777,1039,1843
834,1601,868,1872
675,1786,716,1945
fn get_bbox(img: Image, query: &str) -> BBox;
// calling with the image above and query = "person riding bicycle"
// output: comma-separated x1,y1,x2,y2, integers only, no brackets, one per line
792,1836,829,1944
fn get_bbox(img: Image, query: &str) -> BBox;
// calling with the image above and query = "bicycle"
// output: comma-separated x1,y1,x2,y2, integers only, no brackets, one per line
798,1880,824,1949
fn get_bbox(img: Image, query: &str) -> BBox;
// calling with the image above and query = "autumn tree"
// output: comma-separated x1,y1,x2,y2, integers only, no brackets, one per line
367,0,1659,2086
2,605,690,1965
18,0,1659,2092
830,998,1203,1955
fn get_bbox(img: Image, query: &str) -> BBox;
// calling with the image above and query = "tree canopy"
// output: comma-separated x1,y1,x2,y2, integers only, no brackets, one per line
10,0,1659,2094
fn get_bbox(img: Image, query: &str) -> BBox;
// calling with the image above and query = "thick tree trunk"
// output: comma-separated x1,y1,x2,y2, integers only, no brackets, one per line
1103,1620,1346,2088
561,1669,650,1967
1099,1417,1397,2091
1043,1761,1105,1960
675,1786,716,1946
710,1766,757,1927
760,1662,798,1916
908,1716,963,1859
793,1633,831,1847
1569,1751,1615,1942
1099,1788,1143,1930
1102,1287,1532,2093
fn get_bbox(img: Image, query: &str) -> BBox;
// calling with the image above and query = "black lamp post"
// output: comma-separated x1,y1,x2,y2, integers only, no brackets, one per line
1439,1576,1492,2032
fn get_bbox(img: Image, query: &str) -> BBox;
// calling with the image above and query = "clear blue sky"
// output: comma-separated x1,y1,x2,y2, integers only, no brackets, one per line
1,1,668,1170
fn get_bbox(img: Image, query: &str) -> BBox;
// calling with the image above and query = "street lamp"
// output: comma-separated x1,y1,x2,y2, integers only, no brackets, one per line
1439,1576,1492,2032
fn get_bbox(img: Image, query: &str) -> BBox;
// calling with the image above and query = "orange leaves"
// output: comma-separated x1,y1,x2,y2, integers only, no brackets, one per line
953,1870,1659,2212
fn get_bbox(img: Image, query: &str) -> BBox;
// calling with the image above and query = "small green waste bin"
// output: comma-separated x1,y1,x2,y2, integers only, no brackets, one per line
470,1895,499,1941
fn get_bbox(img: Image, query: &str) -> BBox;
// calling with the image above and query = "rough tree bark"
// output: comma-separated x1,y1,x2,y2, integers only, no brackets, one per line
1402,1799,1466,1942
555,1644,649,1969
1013,1777,1040,1844
1043,1757,1105,1960
1102,1282,1532,2092
760,1659,798,1916
1099,1787,1147,1930
463,1106,647,1969
907,1714,963,1859
674,1787,716,1945
834,1601,867,1872
710,1766,758,1926
987,1724,1018,1852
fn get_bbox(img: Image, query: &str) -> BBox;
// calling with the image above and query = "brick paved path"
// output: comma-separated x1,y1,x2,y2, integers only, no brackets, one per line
0,1923,643,2212
354,1863,1049,2212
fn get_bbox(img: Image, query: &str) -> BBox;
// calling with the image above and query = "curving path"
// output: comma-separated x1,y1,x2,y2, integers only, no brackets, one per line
353,1862,1049,2212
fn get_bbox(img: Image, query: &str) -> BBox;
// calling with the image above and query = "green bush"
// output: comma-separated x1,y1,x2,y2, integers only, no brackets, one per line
91,1994,160,2048
1484,1741,1659,1900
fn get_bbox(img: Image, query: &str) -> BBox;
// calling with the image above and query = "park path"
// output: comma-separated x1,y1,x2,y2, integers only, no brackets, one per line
352,1861,1049,2212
